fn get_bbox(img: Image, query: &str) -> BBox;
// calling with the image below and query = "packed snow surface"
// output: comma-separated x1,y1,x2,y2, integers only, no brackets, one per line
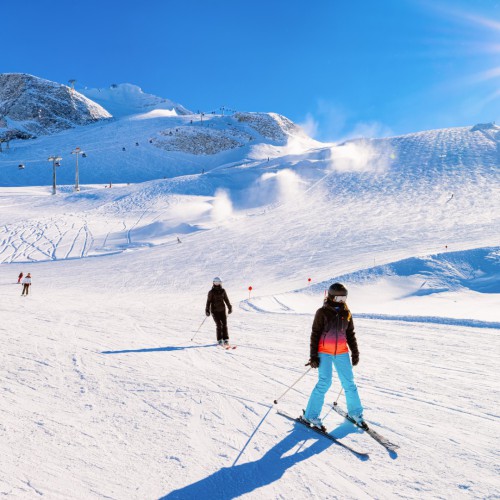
0,82,499,498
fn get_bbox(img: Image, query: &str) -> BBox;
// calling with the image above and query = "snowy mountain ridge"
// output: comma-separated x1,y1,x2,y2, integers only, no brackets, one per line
0,73,320,185
0,73,111,139
80,82,192,118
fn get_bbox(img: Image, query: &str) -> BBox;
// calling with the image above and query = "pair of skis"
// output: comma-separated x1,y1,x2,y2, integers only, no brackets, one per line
277,410,368,458
278,404,399,457
218,343,237,350
331,404,399,453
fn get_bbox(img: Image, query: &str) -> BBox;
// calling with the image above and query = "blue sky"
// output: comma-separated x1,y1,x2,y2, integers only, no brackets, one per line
3,0,500,140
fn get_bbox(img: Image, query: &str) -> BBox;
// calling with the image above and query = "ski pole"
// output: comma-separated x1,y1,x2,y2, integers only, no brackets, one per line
333,387,344,407
191,316,208,342
273,366,311,405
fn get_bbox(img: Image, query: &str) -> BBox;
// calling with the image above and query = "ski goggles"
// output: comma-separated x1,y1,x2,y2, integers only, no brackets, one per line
332,295,347,303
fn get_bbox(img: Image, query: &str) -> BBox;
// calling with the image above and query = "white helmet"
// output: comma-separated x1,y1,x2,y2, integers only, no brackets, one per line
213,277,222,285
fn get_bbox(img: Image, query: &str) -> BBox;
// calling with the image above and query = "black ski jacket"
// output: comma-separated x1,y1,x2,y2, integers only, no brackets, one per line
206,286,232,314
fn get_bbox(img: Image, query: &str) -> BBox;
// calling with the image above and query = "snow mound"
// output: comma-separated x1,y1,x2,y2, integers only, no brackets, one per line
0,73,111,138
130,221,204,244
246,247,500,325
333,247,500,294
80,83,192,118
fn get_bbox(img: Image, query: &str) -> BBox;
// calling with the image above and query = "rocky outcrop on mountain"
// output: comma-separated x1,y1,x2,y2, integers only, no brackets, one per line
0,73,111,138
233,112,305,143
153,126,253,155
150,112,310,155
470,122,498,132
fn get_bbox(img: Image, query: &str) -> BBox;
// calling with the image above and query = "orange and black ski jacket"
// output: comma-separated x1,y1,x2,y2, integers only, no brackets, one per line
310,301,359,358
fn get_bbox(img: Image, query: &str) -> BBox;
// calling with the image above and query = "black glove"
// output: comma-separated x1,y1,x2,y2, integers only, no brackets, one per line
228,307,232,315
205,310,210,317
307,356,320,369
351,352,359,366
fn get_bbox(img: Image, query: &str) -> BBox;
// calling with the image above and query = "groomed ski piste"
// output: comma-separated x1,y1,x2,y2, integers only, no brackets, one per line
0,91,499,498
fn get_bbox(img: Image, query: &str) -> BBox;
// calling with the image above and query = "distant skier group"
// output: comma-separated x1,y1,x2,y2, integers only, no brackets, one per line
17,272,32,296
205,277,366,428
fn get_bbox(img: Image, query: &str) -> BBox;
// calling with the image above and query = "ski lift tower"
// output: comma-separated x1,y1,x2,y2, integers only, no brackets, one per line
68,79,76,92
48,156,62,194
71,147,84,191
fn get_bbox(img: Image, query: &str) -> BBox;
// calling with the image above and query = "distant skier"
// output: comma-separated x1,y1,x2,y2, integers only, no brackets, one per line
17,272,23,284
21,273,32,296
205,277,232,346
177,236,182,244
303,283,365,428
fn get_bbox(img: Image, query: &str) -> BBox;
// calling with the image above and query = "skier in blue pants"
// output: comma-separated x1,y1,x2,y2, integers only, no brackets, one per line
304,353,363,424
303,282,365,428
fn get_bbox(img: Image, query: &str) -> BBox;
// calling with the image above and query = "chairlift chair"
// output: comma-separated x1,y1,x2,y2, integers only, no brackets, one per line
82,153,87,158
18,164,25,170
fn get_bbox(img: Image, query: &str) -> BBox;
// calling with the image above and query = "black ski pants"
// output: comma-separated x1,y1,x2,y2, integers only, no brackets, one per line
211,310,228,341
22,284,30,296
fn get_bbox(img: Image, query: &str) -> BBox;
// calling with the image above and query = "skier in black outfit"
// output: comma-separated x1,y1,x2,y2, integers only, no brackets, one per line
206,277,232,346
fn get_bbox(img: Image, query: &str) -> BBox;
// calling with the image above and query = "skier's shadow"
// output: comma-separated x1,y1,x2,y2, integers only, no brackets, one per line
101,345,214,354
160,424,360,500
329,420,362,439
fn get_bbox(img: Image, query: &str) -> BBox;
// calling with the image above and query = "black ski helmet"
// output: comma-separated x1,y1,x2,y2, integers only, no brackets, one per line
328,282,348,299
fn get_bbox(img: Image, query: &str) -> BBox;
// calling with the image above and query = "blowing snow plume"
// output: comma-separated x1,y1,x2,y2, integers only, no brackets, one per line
211,189,233,222
243,169,306,208
261,169,305,204
329,139,394,174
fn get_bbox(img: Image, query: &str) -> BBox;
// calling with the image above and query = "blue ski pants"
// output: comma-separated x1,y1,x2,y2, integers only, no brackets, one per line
304,352,363,420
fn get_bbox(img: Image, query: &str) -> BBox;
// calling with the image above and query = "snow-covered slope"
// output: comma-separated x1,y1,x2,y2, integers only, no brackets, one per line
0,73,111,138
0,179,498,498
80,83,192,118
0,76,499,499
